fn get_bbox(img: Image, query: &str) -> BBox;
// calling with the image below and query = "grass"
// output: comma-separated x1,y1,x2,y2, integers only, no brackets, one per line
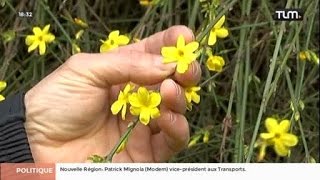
0,0,319,163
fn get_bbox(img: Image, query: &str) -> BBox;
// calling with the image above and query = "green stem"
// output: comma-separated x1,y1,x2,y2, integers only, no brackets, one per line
284,68,309,161
297,118,310,162
245,0,294,163
39,0,73,51
238,40,250,162
188,0,199,30
196,0,238,42
232,13,248,162
105,119,139,162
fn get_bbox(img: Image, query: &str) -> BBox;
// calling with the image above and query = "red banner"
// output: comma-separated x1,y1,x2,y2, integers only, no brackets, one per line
0,163,55,180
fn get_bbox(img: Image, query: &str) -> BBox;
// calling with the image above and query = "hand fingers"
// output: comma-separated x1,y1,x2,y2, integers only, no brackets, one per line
148,79,186,134
65,51,176,87
151,109,189,162
150,79,189,162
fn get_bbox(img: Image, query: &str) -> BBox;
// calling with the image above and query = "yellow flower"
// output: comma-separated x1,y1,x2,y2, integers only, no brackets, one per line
139,0,151,6
298,50,319,64
206,55,225,72
185,86,201,110
309,50,319,65
298,51,309,61
203,130,210,143
75,30,84,40
260,118,298,157
100,30,130,53
25,24,55,55
74,18,88,28
129,87,161,125
161,35,199,74
72,43,81,55
111,83,135,120
188,134,201,148
139,0,158,6
0,81,7,101
208,15,229,46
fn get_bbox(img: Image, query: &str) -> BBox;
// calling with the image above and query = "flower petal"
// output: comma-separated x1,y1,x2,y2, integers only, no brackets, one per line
43,24,50,34
139,109,151,125
123,83,133,94
43,33,55,43
281,134,298,147
0,81,7,92
260,133,274,140
185,91,192,103
100,42,111,53
215,27,229,38
0,95,5,101
215,56,225,66
176,62,189,73
150,108,160,119
117,35,130,45
149,92,161,108
130,106,141,116
258,142,267,162
208,32,217,46
206,57,223,72
191,93,200,103
265,117,278,133
183,52,196,63
28,41,39,53
185,42,199,52
274,140,289,156
129,93,142,107
161,47,178,62
176,35,185,49
111,100,124,115
279,119,290,133
39,41,46,55
137,87,149,104
192,86,201,92
214,15,226,29
25,35,36,45
109,30,120,40
32,27,42,35
121,103,127,120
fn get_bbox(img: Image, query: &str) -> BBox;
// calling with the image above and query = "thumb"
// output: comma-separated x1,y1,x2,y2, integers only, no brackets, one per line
65,51,176,87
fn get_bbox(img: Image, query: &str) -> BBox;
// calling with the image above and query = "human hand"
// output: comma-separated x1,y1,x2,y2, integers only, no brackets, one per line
24,25,201,162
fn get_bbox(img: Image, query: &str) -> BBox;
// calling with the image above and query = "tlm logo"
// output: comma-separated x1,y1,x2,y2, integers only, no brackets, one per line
273,9,303,21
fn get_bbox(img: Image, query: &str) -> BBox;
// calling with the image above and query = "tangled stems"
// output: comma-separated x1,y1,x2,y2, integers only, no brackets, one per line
104,118,139,162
